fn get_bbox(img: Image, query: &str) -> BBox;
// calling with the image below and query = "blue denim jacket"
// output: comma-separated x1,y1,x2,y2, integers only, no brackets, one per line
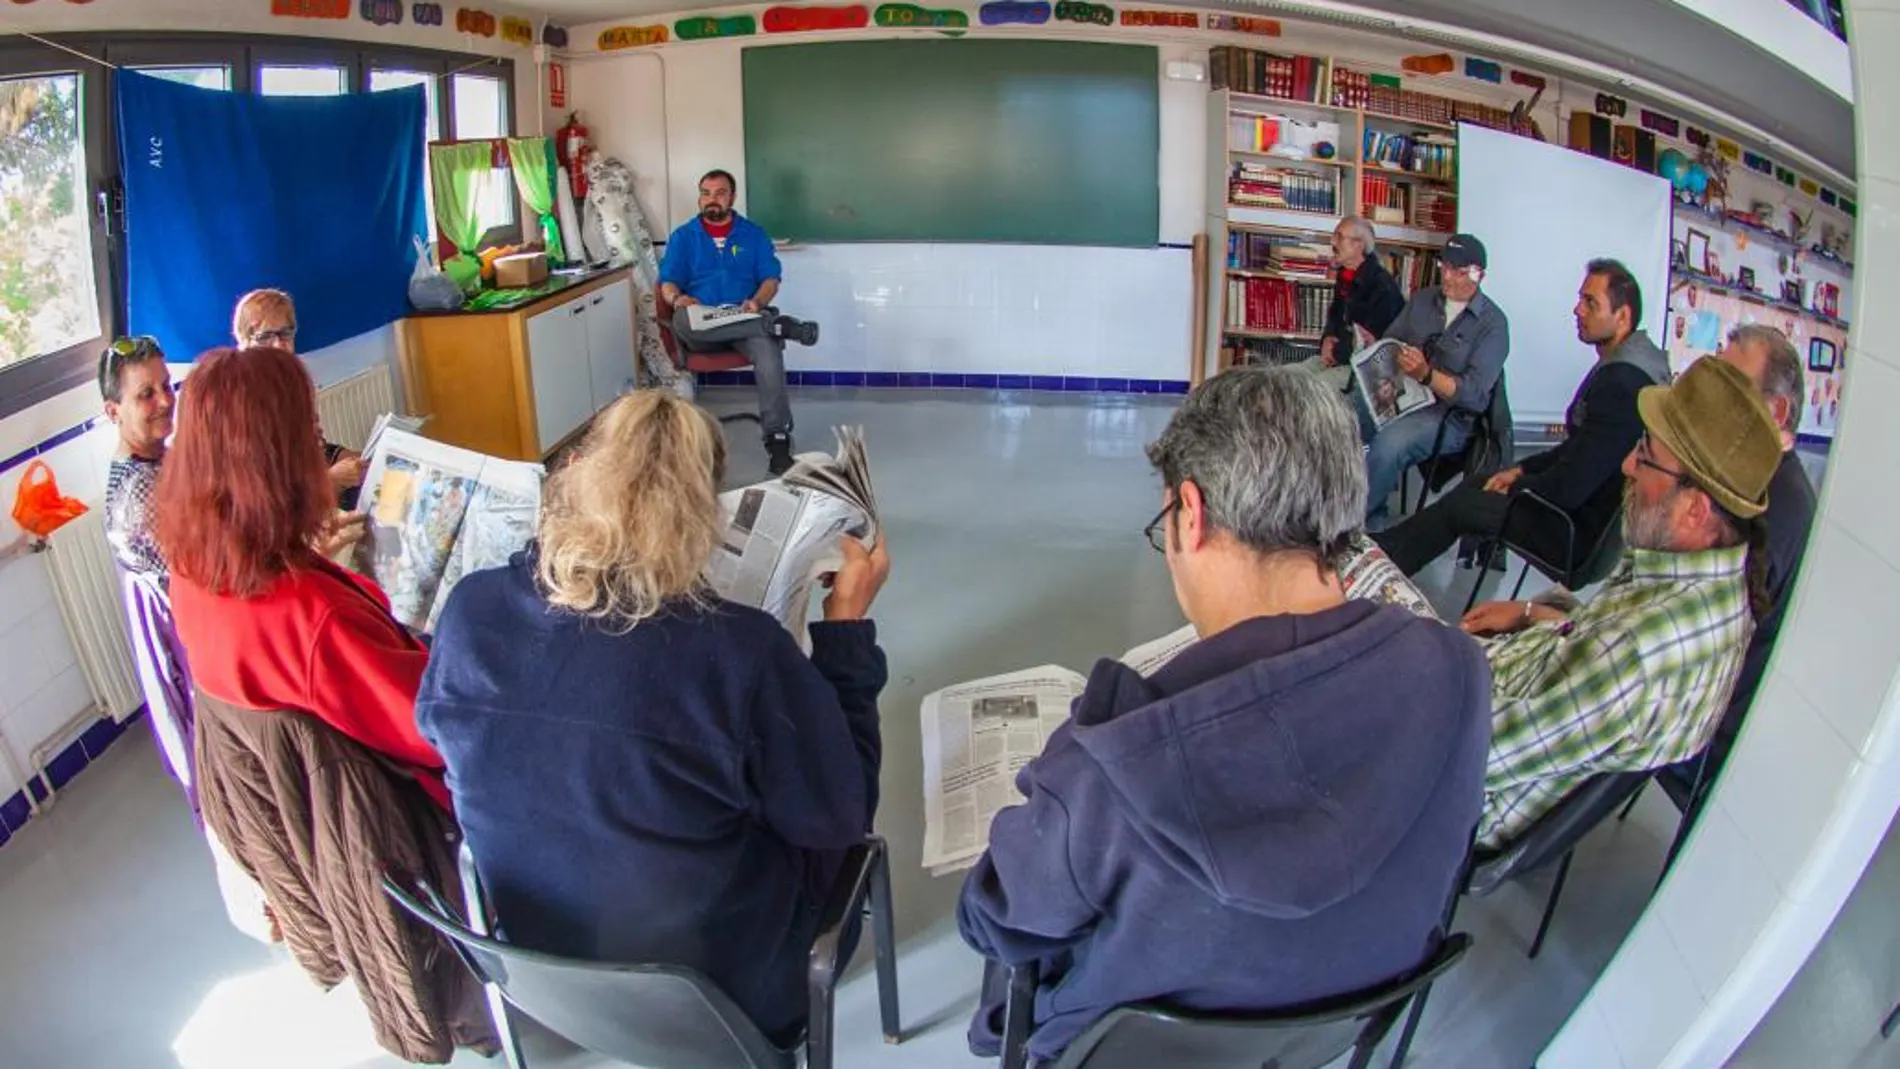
658,213,783,307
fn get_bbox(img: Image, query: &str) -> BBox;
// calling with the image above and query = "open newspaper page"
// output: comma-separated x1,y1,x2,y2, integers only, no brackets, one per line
422,458,544,633
920,667,1087,877
1351,339,1435,431
353,429,485,631
708,427,877,633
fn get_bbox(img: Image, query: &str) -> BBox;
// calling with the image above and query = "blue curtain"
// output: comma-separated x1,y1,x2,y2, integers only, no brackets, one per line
116,71,427,360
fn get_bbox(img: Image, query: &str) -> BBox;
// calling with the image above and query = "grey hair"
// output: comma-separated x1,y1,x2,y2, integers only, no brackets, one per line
1728,323,1804,436
1339,216,1378,257
1145,367,1367,564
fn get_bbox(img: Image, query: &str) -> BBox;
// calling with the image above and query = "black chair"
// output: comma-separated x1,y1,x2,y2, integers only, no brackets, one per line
1384,771,1652,1066
382,836,902,1069
996,935,1472,1069
1399,372,1511,516
1461,489,1626,615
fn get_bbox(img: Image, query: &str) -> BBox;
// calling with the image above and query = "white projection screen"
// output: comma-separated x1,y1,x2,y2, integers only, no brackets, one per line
1457,124,1673,426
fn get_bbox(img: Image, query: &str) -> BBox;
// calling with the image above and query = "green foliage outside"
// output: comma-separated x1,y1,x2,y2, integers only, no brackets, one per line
0,77,97,368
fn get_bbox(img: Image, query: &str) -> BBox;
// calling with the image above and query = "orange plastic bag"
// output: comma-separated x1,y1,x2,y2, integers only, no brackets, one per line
10,460,89,538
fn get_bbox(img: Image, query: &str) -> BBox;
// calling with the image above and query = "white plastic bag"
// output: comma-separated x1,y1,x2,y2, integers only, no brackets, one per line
407,236,466,312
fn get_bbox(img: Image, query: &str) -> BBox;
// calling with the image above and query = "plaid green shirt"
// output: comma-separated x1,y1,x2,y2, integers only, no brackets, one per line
1478,545,1752,848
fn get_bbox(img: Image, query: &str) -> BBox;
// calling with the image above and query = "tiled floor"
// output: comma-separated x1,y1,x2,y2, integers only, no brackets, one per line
0,389,1691,1069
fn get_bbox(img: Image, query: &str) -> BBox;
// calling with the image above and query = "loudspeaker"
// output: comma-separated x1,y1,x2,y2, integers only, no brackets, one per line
1569,112,1612,158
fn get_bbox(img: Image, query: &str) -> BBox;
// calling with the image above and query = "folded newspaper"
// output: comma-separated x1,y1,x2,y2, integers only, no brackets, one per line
352,427,545,634
1351,338,1435,431
919,536,1437,876
708,426,879,633
685,303,763,332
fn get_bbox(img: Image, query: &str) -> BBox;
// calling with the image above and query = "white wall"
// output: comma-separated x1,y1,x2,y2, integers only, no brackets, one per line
1537,4,1900,1065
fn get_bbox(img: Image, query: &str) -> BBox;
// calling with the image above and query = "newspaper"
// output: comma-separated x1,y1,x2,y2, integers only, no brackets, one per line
1351,338,1436,430
917,535,1438,876
707,426,878,633
685,303,764,332
352,428,544,633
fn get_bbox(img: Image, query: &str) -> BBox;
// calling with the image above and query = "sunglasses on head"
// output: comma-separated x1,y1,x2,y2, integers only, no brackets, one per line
107,335,161,358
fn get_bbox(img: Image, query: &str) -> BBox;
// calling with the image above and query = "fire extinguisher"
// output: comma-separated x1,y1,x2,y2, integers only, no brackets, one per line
556,112,591,202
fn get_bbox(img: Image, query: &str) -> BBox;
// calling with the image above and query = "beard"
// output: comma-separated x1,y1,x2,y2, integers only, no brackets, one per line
700,205,730,222
1621,481,1679,550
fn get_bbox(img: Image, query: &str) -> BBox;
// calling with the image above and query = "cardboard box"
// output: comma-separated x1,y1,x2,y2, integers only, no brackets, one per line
494,251,549,289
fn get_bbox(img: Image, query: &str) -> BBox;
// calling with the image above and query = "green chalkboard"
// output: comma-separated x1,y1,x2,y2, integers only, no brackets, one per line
742,39,1159,246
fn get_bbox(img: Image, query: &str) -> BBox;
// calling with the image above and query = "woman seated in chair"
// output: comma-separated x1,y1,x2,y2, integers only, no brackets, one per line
99,336,175,583
417,390,890,1045
153,346,446,808
232,288,367,509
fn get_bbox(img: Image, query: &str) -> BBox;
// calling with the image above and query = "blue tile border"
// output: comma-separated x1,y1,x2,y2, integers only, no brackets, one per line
0,706,144,850
699,371,1192,397
0,417,101,479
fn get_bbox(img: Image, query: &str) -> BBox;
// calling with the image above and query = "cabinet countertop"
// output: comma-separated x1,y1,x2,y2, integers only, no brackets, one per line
409,265,630,319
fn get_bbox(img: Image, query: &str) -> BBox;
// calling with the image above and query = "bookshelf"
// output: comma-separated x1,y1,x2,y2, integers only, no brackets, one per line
1203,82,1461,374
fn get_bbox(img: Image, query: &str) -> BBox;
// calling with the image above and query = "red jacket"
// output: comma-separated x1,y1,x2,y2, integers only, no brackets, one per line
172,557,448,809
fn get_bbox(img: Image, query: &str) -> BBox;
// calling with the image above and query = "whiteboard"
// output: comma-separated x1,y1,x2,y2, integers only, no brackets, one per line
1457,125,1673,426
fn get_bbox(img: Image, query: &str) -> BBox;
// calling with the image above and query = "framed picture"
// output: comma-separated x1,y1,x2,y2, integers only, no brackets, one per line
1686,229,1711,276
1738,267,1756,291
1671,239,1688,267
1809,337,1838,373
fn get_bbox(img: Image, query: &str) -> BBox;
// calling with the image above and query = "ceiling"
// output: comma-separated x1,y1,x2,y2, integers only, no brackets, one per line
509,0,1856,180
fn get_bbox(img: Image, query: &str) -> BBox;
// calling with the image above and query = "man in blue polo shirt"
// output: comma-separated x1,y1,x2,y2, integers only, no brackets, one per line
660,168,818,474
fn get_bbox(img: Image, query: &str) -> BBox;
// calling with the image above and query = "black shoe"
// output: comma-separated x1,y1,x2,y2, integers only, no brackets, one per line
766,433,795,476
773,315,820,347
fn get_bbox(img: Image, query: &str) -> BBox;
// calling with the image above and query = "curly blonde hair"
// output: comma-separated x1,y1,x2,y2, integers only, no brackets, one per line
536,390,727,630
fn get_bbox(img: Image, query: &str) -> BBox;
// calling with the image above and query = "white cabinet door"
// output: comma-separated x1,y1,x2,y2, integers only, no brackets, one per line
525,298,595,454
583,279,636,410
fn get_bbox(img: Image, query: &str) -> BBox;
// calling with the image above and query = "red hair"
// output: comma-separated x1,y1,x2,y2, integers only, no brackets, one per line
155,347,333,597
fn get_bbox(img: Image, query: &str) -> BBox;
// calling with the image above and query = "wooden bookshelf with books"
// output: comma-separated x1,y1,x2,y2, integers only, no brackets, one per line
1204,48,1488,374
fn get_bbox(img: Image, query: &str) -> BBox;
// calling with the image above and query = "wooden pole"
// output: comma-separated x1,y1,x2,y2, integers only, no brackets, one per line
1190,232,1208,388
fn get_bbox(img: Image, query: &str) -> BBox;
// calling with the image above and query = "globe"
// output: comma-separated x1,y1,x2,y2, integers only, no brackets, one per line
1683,162,1710,198
1658,148,1691,189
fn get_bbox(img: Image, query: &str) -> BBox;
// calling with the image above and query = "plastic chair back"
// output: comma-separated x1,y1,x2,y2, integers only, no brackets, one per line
1468,771,1652,896
382,875,796,1069
1046,934,1471,1069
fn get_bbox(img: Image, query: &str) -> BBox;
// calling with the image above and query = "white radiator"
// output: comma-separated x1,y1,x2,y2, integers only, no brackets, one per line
44,509,143,723
316,364,402,453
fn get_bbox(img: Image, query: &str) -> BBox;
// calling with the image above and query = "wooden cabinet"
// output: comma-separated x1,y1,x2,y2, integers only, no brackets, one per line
396,269,639,461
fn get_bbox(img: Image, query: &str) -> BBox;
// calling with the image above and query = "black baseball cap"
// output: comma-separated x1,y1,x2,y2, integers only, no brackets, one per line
1441,233,1487,270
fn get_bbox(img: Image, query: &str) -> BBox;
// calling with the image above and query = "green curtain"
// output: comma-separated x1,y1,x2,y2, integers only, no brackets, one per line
505,136,566,263
429,142,493,256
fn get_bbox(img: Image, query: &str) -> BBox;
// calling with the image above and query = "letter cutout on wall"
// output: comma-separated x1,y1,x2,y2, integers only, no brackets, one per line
1206,13,1278,34
412,2,444,25
273,0,350,17
872,4,969,27
675,14,758,38
543,23,570,46
1463,57,1502,83
455,7,497,35
501,16,534,44
1052,1,1112,25
599,24,670,49
1118,7,1194,26
763,5,872,31
1509,70,1546,90
361,0,402,25
1401,53,1454,75
980,1,1049,24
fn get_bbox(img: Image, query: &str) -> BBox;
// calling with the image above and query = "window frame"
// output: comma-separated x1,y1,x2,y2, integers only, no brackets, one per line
0,31,515,422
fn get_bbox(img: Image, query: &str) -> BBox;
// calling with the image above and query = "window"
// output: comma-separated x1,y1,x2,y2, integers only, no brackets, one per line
136,66,231,91
369,68,439,140
257,65,346,97
451,73,508,139
0,73,102,372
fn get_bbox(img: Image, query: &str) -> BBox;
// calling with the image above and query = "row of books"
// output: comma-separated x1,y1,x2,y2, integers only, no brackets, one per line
1328,67,1374,110
1229,162,1339,214
1377,247,1445,296
1226,233,1333,280
1225,277,1333,335
1222,335,1319,370
1210,45,1330,104
1363,130,1457,178
1414,188,1458,233
1361,176,1412,227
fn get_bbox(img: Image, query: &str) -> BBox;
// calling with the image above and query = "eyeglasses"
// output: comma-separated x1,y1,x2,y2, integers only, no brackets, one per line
1144,500,1179,553
1633,433,1692,483
251,326,297,346
107,335,160,358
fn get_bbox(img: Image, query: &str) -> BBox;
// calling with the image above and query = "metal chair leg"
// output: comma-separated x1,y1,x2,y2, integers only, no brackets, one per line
1617,783,1646,822
1509,560,1532,600
807,978,837,1069
1528,851,1575,959
868,839,902,1043
484,986,529,1069
1384,981,1436,1069
1463,540,1505,615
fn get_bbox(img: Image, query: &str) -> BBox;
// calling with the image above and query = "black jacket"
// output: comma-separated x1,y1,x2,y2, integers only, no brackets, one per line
1324,257,1406,357
1517,332,1671,551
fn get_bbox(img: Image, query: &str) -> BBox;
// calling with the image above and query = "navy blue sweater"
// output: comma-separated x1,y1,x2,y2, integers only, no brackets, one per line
415,553,886,1042
959,602,1491,1063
